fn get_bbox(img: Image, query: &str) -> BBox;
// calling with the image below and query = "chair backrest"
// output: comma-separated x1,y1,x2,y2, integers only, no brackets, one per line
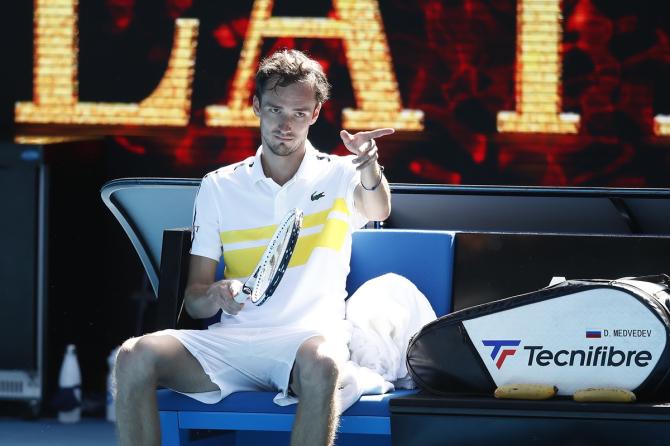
101,178,200,295
347,229,455,317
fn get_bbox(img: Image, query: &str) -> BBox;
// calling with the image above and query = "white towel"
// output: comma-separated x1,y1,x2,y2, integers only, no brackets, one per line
346,273,437,387
337,361,395,413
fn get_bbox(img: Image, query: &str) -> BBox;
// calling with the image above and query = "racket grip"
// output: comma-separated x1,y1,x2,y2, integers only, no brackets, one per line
234,293,247,304
230,280,246,303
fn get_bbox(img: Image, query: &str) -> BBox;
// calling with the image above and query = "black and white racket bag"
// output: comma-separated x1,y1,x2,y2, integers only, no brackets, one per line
406,276,670,400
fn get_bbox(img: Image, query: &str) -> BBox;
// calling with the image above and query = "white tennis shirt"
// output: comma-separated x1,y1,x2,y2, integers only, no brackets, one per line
191,141,368,330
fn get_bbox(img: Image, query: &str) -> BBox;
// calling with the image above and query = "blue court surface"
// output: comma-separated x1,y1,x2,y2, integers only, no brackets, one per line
0,417,117,446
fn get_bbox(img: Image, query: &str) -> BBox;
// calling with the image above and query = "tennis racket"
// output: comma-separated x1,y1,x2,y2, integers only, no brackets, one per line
233,208,303,306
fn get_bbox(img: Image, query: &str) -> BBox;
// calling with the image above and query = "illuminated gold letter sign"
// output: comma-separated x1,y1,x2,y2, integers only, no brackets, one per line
15,0,198,126
654,115,670,136
497,0,580,134
206,0,423,130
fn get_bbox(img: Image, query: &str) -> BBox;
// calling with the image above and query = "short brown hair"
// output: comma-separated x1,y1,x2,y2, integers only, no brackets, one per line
255,49,331,104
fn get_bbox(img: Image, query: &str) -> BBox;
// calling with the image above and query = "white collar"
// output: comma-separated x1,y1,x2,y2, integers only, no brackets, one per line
251,140,319,185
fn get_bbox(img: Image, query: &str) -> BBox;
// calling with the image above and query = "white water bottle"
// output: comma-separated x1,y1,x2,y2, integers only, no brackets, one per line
106,346,119,422
58,344,82,423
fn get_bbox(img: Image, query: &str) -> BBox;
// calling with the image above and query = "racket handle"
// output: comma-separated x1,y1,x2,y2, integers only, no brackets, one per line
234,293,247,304
230,280,246,303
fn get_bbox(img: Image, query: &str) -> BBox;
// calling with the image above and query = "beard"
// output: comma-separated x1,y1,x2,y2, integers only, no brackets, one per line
262,134,304,157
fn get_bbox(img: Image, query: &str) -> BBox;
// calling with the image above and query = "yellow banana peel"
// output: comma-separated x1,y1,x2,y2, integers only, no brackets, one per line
573,387,636,403
494,384,558,400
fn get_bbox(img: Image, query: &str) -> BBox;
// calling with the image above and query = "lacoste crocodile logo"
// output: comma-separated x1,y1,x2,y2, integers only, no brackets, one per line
311,191,325,201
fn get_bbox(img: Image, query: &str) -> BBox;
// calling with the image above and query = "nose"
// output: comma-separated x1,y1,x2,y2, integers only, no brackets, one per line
278,116,291,132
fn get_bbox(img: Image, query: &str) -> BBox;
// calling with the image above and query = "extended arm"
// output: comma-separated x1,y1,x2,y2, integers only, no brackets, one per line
340,128,394,221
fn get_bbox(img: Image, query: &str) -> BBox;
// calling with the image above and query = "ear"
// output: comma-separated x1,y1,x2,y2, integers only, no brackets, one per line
309,102,322,125
252,95,261,117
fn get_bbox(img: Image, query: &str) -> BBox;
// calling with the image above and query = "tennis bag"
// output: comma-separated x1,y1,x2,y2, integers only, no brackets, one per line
406,276,670,400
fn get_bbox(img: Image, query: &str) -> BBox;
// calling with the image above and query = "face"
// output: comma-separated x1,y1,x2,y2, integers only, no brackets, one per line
253,79,321,158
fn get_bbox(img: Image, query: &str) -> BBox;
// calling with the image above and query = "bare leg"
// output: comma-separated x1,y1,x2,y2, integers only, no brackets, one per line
289,336,341,446
114,334,219,446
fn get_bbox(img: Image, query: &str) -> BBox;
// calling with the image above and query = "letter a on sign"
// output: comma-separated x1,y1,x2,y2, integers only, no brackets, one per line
205,0,423,130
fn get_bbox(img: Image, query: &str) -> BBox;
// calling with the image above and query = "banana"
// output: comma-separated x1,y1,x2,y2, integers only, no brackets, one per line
573,387,636,403
494,384,558,400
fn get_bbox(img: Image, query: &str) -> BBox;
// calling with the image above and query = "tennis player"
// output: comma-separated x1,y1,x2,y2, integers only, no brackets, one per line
114,49,393,446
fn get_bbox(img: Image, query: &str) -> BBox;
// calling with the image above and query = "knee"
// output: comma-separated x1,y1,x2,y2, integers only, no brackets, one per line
294,338,340,394
115,336,161,390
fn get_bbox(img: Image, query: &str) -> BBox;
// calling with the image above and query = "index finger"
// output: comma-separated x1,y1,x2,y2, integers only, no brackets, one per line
357,128,395,140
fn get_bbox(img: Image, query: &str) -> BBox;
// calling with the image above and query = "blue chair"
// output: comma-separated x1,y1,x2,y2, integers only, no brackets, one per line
154,229,454,445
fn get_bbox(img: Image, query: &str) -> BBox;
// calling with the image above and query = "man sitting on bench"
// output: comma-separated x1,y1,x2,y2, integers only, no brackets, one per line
114,48,394,446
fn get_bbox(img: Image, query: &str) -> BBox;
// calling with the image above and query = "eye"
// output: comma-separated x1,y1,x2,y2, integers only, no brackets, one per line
268,107,280,113
295,112,307,118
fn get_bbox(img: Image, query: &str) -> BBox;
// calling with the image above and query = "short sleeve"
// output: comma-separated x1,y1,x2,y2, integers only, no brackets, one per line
343,158,369,229
190,175,222,261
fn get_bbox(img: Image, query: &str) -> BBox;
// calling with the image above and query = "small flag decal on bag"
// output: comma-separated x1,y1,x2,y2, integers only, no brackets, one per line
586,329,602,338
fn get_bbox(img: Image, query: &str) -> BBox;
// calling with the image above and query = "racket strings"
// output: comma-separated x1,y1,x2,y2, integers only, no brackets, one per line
250,213,299,304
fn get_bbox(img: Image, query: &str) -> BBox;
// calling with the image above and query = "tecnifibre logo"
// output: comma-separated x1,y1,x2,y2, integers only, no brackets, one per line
482,340,521,369
482,339,654,369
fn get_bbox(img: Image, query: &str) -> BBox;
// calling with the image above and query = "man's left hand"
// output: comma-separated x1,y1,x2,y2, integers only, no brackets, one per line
340,128,395,171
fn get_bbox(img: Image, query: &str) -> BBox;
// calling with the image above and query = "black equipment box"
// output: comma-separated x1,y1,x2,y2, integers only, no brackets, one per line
390,393,670,446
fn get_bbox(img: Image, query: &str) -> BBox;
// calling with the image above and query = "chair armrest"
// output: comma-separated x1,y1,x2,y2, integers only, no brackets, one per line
156,228,200,330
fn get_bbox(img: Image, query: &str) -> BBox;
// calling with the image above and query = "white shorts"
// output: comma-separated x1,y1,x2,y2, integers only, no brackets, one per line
157,326,325,406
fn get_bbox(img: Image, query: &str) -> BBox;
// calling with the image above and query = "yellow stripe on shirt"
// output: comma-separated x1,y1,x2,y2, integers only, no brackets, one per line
302,198,349,229
287,217,349,267
220,198,350,245
222,199,351,279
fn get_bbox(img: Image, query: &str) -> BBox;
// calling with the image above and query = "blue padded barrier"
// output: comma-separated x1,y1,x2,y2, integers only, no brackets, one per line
347,230,454,317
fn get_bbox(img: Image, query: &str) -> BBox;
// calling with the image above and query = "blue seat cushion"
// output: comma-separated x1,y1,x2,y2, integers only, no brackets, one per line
158,389,417,416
